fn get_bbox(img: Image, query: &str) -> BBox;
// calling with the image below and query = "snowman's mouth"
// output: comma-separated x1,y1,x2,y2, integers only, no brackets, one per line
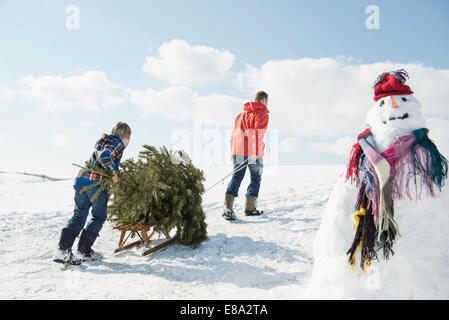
382,113,409,124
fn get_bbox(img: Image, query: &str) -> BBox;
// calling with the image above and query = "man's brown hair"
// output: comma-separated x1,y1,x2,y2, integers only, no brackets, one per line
111,122,132,140
255,91,268,103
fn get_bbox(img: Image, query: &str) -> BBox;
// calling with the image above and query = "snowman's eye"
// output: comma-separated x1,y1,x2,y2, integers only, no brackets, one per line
402,97,407,102
379,100,385,107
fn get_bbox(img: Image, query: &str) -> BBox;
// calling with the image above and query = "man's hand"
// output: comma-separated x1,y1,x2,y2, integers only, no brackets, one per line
112,175,119,184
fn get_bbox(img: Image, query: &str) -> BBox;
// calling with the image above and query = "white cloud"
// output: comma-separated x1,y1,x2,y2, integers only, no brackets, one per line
0,133,4,141
143,39,236,86
0,87,14,99
18,71,124,112
129,86,244,127
52,134,72,148
237,59,449,139
309,136,356,156
279,137,303,153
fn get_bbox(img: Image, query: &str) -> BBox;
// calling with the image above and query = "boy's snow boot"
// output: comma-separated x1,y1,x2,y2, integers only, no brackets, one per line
79,250,103,261
223,193,237,221
245,197,263,216
54,228,82,265
58,227,78,250
77,229,102,261
53,248,82,265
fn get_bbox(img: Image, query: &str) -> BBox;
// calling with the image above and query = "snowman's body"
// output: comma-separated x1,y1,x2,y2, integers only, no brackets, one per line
307,72,449,299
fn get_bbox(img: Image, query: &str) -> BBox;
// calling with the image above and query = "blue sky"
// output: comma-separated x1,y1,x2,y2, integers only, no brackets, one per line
1,0,448,177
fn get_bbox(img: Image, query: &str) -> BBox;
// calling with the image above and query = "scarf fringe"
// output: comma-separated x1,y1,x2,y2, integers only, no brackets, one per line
346,142,362,182
412,129,448,191
346,207,378,272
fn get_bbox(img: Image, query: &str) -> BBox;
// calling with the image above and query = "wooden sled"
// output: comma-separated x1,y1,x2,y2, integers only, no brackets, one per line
113,224,176,256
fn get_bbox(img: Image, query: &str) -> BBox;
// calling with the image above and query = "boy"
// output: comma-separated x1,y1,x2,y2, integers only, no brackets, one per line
53,122,131,265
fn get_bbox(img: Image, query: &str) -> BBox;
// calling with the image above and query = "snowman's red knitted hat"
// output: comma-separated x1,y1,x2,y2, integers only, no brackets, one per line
372,69,414,101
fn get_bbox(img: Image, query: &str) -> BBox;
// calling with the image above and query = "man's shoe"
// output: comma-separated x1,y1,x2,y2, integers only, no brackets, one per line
245,197,263,216
223,208,237,221
223,193,237,220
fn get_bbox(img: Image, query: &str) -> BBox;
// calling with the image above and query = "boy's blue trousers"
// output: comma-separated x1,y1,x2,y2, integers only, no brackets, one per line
66,185,108,236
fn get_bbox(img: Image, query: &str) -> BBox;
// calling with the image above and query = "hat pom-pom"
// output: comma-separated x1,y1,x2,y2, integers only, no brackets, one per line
372,69,410,88
393,69,410,84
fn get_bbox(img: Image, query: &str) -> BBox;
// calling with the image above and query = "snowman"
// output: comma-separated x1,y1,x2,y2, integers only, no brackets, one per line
307,70,449,299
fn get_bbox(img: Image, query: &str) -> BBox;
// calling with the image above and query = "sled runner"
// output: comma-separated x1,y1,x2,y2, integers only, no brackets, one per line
113,223,176,256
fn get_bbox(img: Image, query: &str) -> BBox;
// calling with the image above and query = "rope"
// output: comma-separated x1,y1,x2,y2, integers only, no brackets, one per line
204,157,252,193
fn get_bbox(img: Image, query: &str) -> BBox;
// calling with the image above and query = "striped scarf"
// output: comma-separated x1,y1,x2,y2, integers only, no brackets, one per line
345,128,448,271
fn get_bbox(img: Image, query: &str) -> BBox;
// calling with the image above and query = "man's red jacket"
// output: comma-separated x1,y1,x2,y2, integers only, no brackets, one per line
230,101,270,157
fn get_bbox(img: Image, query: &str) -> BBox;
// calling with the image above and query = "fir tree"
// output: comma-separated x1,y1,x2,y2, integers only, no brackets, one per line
108,145,207,248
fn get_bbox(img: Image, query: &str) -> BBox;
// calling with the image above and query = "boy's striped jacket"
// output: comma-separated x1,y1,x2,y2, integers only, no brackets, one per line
74,133,125,188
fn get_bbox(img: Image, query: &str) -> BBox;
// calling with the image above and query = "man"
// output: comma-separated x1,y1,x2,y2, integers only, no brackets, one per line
223,91,270,221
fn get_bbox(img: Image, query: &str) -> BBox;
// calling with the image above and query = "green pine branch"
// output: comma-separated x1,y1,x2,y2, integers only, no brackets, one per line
108,145,207,247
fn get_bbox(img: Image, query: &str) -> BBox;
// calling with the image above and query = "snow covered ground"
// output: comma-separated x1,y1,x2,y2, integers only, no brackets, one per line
0,165,340,300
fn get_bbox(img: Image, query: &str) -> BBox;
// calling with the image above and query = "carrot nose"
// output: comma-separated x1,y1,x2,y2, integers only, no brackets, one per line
390,96,399,109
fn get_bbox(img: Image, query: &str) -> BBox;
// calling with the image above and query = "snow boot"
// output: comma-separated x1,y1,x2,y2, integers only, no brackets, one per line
245,197,263,216
77,229,102,261
53,248,82,265
53,228,82,265
223,193,237,221
79,250,103,261
57,227,78,250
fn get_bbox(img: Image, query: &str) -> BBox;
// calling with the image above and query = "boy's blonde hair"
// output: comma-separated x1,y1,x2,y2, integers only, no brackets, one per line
111,122,132,140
